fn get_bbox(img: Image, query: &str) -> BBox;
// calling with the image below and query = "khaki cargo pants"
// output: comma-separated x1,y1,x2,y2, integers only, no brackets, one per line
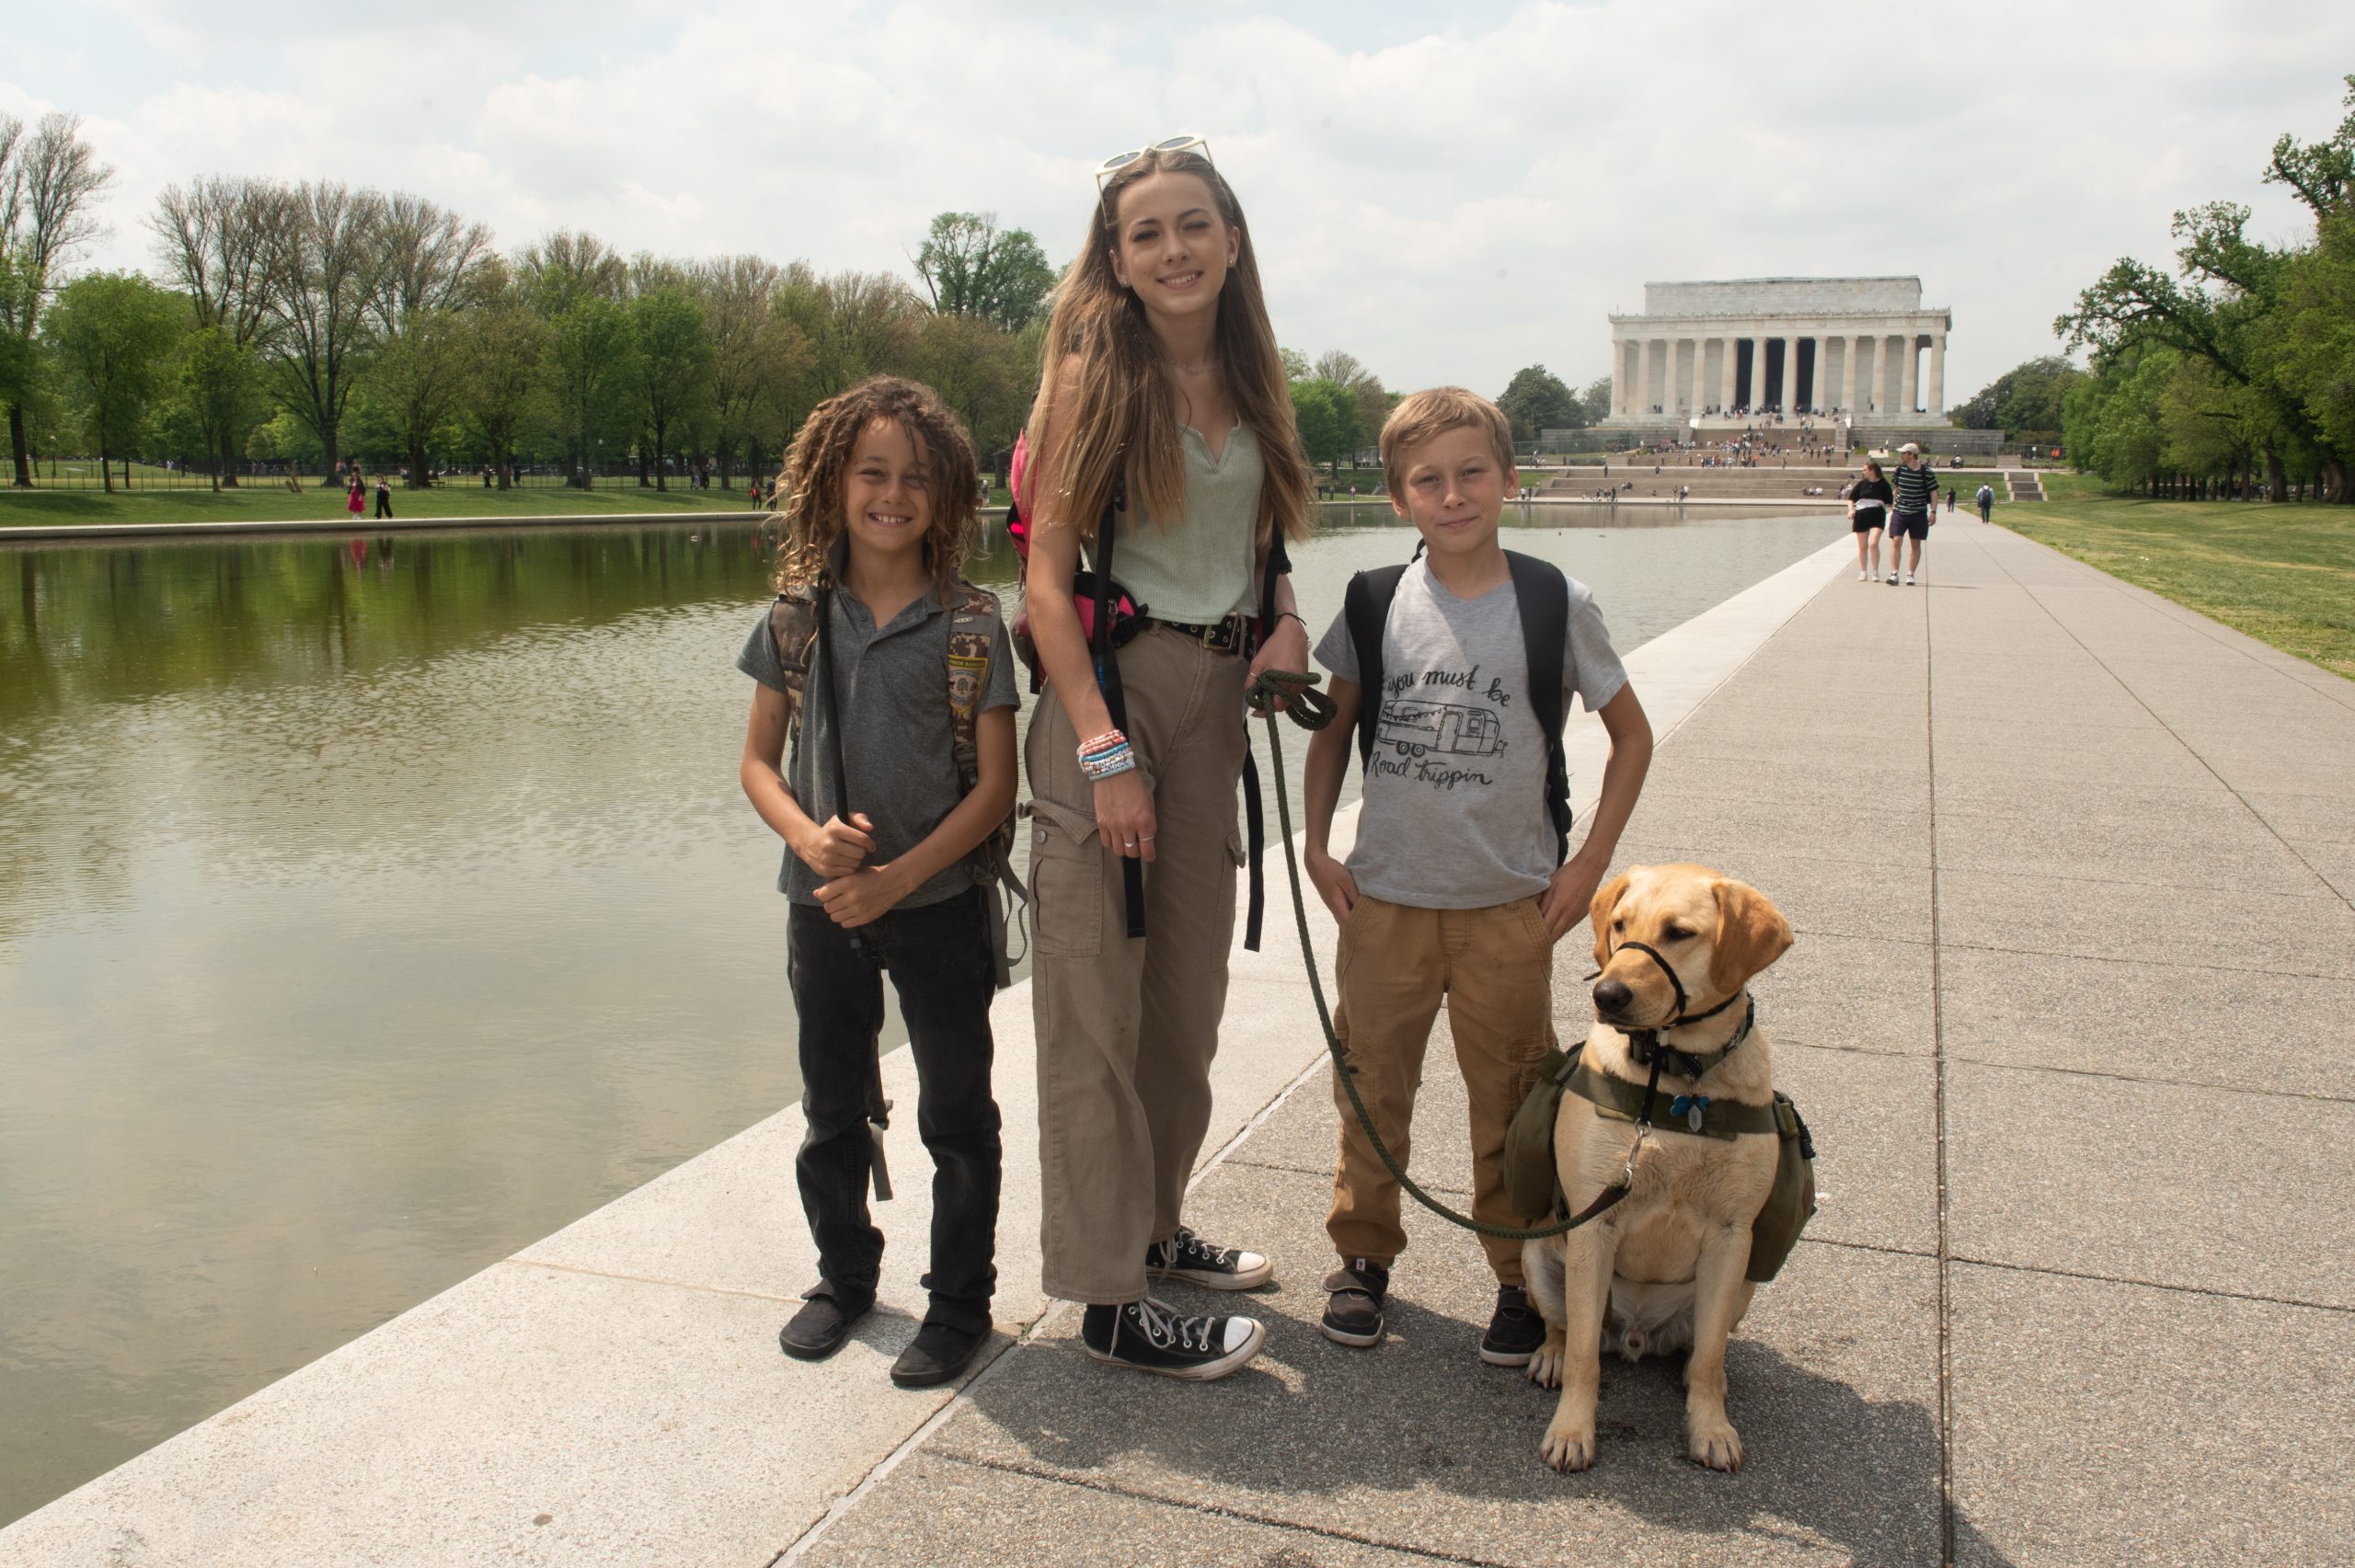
1026,624,1247,1304
1327,894,1557,1285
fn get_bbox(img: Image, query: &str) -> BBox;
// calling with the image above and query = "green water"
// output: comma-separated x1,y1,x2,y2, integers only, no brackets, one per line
0,504,1843,1524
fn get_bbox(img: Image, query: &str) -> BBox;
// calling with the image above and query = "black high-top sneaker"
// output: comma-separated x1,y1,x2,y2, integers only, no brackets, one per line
1081,1298,1266,1380
1479,1284,1546,1368
1145,1225,1274,1290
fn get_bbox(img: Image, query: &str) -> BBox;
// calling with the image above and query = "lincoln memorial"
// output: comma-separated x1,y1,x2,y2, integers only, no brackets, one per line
1603,276,1952,424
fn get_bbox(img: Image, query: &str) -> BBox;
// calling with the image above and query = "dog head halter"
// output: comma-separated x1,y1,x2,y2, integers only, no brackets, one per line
1595,939,1752,1081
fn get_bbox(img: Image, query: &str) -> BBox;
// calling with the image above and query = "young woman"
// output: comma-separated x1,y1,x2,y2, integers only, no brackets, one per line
1019,140,1314,1380
1847,458,1892,581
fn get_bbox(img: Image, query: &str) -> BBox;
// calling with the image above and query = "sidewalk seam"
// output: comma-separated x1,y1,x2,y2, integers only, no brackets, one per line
501,1256,801,1304
1925,540,1958,1568
935,1452,1526,1568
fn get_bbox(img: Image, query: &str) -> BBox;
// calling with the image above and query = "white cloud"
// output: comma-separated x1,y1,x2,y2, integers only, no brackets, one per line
7,0,2351,401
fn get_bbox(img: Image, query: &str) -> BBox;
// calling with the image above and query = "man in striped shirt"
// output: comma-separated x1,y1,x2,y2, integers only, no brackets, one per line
1887,442,1939,585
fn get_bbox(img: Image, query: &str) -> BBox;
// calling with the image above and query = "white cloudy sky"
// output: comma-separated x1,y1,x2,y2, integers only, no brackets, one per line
6,1,2350,402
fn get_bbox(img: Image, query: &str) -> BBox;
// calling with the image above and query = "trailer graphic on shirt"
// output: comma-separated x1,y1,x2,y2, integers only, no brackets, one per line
1377,699,1505,760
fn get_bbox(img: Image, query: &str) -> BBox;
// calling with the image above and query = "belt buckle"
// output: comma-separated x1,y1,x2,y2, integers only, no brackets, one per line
1195,618,1235,652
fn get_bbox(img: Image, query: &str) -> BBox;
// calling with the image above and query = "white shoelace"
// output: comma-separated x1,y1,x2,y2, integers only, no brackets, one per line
1171,1228,1235,1267
1132,1297,1217,1354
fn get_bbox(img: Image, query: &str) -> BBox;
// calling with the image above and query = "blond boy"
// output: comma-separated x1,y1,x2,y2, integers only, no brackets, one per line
1301,388,1653,1362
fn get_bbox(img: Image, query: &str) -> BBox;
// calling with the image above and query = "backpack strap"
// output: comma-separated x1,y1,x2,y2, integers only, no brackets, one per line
765,588,822,748
1505,550,1573,866
945,578,1026,990
1343,563,1409,768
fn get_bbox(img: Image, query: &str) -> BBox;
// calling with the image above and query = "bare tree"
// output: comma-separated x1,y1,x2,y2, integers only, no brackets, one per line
0,112,118,485
517,230,627,317
695,254,805,486
258,182,385,482
373,192,492,327
149,176,284,482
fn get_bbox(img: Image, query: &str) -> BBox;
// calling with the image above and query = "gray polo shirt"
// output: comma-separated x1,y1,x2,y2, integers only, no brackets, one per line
737,586,1017,909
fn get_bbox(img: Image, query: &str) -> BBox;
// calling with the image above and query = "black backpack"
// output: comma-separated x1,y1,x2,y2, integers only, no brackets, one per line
1340,550,1574,864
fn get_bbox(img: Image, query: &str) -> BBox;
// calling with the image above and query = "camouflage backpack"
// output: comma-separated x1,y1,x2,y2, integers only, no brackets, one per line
765,575,1024,985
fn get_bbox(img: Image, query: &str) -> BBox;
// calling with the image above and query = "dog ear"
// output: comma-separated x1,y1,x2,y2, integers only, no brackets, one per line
1709,876,1793,993
1590,871,1633,970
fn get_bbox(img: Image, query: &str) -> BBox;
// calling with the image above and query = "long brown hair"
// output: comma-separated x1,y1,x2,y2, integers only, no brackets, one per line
771,375,981,601
1024,147,1311,547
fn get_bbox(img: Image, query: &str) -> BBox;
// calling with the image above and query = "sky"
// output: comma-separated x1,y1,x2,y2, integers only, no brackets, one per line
6,0,2351,405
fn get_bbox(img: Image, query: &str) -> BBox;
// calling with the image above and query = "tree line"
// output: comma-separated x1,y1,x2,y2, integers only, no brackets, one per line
1,107,1610,498
2052,74,2355,503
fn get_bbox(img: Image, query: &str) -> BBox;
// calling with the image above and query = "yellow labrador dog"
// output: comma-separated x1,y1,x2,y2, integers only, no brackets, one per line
1522,864,1793,1473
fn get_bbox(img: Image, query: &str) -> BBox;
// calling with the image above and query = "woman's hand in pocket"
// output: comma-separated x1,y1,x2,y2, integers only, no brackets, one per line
1093,771,1156,863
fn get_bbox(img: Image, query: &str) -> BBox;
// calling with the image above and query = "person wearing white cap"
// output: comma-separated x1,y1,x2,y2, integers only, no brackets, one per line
1887,442,1938,585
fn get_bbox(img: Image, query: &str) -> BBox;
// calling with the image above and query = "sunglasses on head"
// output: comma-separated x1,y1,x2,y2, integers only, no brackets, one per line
1096,134,1213,189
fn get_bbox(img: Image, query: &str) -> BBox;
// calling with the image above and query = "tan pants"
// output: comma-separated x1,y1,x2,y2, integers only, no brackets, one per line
1328,894,1557,1285
1026,624,1247,1304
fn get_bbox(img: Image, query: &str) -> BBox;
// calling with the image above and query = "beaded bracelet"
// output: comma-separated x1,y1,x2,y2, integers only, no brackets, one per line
1077,727,1127,759
1079,744,1137,782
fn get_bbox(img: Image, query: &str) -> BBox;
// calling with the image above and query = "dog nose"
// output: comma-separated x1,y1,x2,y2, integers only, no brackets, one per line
1592,977,1632,1016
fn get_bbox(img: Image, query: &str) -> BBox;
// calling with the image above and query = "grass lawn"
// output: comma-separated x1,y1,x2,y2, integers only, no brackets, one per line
1999,485,2355,678
0,483,766,526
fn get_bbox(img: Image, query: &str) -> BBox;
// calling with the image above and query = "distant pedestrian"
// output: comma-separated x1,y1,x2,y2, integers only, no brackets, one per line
373,475,393,520
1976,482,1994,522
1888,442,1938,585
1848,459,1892,580
346,475,365,517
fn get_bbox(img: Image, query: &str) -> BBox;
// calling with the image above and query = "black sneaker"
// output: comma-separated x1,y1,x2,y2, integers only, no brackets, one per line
1479,1284,1546,1368
1081,1298,1266,1381
778,1290,869,1361
890,1321,989,1389
1320,1257,1389,1348
1145,1225,1273,1290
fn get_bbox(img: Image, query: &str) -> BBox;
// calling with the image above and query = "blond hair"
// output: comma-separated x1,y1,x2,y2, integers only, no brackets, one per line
771,375,981,601
1379,387,1516,499
1023,146,1311,547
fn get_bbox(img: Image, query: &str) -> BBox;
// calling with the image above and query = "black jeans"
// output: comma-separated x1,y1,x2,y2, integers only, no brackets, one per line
787,887,1001,1333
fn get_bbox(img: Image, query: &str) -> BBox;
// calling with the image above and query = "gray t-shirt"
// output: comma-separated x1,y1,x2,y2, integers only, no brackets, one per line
1315,559,1627,910
736,586,1017,908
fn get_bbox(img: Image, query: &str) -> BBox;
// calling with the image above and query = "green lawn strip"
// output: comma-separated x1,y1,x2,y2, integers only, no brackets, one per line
2000,492,2355,678
0,485,764,525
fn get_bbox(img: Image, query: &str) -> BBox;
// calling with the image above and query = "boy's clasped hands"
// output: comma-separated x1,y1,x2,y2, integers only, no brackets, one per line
794,810,907,928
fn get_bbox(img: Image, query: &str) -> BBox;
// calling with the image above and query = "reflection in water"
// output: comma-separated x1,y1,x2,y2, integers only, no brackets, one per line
0,506,1841,1524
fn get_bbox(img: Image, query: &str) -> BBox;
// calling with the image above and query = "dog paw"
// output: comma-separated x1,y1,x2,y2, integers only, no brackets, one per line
1526,1342,1564,1389
1687,1418,1744,1473
1540,1419,1597,1473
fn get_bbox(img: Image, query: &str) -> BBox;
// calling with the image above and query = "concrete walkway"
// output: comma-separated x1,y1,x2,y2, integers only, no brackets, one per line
9,517,2351,1565
784,518,2355,1568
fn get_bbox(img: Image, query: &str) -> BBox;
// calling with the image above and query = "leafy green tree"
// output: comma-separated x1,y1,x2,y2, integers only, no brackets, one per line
1289,377,1357,472
149,176,283,485
542,294,636,487
1497,364,1580,441
628,285,713,490
1949,356,2085,434
773,265,921,417
2062,349,2172,491
371,308,471,486
696,254,807,486
1,112,118,486
913,212,1056,332
459,267,548,489
174,325,259,490
1280,346,1310,382
43,271,188,491
2276,211,2355,478
1577,375,1612,427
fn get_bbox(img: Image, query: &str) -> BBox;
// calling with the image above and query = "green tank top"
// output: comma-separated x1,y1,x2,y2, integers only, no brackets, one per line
1095,422,1261,623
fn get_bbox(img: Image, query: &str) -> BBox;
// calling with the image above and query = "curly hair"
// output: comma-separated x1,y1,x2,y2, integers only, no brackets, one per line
770,376,982,600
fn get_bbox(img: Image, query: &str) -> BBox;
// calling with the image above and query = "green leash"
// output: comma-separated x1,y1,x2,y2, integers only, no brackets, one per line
1244,670,1630,1242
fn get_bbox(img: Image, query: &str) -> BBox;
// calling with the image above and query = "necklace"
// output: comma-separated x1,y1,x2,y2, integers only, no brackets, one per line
1172,357,1218,376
